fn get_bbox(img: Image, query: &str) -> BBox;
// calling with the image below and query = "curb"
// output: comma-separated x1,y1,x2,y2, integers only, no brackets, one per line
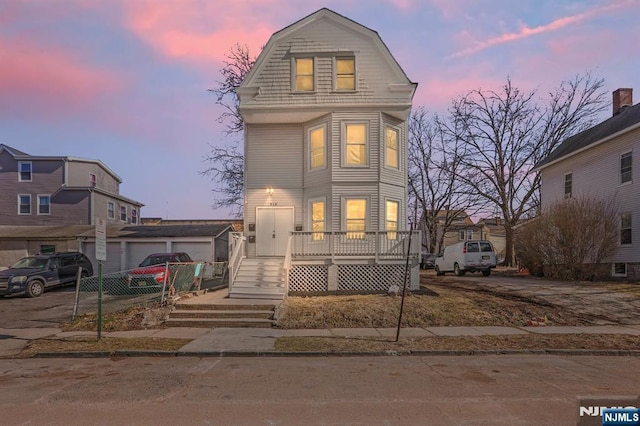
31,348,640,358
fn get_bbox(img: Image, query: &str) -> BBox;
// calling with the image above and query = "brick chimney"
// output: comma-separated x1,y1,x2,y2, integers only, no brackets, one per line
613,88,633,116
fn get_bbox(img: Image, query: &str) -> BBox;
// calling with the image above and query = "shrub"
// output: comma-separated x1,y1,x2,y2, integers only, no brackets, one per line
516,196,618,280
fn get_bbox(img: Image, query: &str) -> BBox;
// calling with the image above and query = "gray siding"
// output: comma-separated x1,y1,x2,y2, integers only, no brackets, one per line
541,126,639,263
67,161,120,193
245,19,410,108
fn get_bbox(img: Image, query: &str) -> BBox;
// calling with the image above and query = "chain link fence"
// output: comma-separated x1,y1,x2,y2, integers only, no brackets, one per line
72,262,227,319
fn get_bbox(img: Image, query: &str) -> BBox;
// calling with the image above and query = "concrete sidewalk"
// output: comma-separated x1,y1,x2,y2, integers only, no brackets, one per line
2,324,640,358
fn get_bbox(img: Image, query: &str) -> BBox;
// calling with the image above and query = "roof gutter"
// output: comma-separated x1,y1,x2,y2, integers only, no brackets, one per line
533,121,640,172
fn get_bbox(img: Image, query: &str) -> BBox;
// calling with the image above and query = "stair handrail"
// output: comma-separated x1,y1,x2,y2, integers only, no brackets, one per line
282,234,293,298
228,232,245,290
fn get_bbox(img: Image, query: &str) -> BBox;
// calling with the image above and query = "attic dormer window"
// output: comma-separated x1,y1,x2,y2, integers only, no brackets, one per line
335,57,355,90
294,58,314,92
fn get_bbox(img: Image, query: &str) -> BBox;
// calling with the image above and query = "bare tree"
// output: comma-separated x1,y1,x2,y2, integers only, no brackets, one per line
200,44,257,216
408,107,488,254
442,74,607,265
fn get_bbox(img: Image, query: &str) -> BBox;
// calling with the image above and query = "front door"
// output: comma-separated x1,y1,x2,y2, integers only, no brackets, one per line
256,207,294,257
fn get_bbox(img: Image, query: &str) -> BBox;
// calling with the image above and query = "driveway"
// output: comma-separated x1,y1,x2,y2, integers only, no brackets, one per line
425,269,640,325
0,286,76,328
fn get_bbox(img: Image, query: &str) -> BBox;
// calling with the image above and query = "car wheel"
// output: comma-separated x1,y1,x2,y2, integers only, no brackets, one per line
454,263,464,276
482,270,491,277
435,265,443,276
26,280,44,298
81,270,90,279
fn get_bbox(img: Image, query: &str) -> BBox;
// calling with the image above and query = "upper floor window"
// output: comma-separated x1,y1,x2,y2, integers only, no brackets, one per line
107,201,115,219
344,123,367,166
385,127,399,169
345,198,366,239
564,172,572,198
309,126,326,169
386,200,399,240
131,208,138,224
621,212,632,245
18,161,32,182
311,200,325,241
295,58,314,92
18,194,31,215
620,151,632,184
90,173,96,187
335,57,355,90
38,195,50,215
120,205,127,222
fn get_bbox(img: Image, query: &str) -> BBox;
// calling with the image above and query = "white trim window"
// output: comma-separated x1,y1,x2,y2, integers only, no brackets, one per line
294,57,314,92
385,127,399,169
120,205,127,222
309,125,326,170
563,172,572,199
620,151,632,184
37,195,51,215
620,212,632,245
335,57,355,91
467,230,473,240
345,198,367,239
458,230,465,241
344,123,368,167
18,161,32,182
613,263,627,277
310,199,325,241
386,200,399,240
18,194,31,215
107,201,115,219
131,208,138,224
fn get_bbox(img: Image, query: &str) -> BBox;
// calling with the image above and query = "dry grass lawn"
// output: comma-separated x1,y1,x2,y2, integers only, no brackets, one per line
277,284,589,329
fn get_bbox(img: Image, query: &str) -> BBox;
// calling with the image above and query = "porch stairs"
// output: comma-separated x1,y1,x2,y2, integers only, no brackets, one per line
229,257,286,300
165,298,278,328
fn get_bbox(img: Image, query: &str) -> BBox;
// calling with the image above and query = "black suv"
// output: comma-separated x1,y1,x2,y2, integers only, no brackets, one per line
0,252,93,298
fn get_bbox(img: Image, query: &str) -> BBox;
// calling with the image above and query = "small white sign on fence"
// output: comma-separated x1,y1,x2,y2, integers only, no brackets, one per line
95,218,107,262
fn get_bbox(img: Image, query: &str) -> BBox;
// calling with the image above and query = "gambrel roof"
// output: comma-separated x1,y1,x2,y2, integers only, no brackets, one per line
238,8,417,123
534,102,640,171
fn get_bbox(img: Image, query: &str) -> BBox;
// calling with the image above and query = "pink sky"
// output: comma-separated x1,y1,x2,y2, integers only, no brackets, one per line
1,0,638,219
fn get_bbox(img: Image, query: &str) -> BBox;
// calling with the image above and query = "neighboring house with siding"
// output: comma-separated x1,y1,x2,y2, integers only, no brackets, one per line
534,88,639,280
230,8,420,298
0,144,143,226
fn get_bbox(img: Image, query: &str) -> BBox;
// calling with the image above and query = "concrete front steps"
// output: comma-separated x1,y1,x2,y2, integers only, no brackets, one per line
229,257,286,300
166,299,278,328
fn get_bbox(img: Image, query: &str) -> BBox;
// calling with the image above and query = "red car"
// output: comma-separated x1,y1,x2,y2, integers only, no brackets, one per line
127,252,193,291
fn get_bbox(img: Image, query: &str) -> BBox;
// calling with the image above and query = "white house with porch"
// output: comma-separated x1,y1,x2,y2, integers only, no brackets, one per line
229,8,420,299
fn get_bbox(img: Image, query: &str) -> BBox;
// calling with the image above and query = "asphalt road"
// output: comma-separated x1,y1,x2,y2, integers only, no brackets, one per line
1,355,638,425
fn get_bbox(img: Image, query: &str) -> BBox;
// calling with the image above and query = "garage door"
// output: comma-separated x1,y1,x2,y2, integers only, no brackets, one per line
83,242,122,274
172,242,213,262
126,242,167,270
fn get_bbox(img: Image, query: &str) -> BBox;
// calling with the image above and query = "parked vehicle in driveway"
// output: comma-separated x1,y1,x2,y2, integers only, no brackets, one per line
434,240,496,277
0,252,93,297
126,252,193,292
420,252,436,269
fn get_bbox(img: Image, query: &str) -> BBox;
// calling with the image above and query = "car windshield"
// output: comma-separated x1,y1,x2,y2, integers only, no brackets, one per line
139,256,172,267
11,257,48,269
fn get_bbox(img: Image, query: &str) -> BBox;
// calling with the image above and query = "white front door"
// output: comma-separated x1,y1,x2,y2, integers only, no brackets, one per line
256,207,295,257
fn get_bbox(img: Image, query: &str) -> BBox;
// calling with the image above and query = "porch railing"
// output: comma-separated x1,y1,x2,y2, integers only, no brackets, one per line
290,231,421,261
228,232,245,289
283,235,293,296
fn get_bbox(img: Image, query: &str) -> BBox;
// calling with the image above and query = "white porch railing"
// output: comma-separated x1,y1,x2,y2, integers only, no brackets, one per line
283,235,293,297
290,231,421,261
228,232,245,289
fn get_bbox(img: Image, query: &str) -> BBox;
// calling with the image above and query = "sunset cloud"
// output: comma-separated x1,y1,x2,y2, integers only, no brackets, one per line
0,37,123,118
449,0,637,58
